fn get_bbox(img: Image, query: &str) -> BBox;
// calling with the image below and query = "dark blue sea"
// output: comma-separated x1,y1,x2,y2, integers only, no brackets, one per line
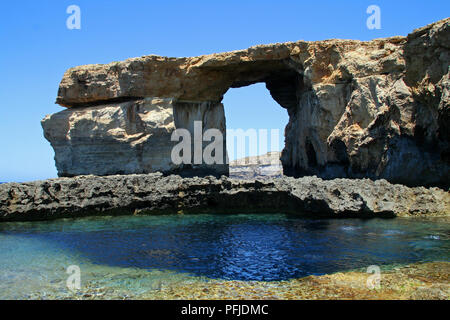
0,214,448,298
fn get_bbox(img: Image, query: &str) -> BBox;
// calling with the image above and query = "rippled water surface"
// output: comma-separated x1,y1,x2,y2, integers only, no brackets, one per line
0,214,449,298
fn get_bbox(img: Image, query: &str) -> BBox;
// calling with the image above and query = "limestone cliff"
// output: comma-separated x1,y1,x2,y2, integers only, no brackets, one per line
43,18,450,187
42,98,227,177
230,152,283,179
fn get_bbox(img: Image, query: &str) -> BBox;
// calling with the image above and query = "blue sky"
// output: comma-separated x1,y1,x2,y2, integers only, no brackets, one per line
0,0,448,182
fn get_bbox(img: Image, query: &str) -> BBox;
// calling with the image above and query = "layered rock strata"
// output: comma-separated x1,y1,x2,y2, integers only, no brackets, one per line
229,151,283,179
42,19,450,187
0,173,448,222
42,98,227,177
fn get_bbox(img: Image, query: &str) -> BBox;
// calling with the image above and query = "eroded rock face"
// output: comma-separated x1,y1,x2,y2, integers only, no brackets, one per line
0,173,449,222
43,18,450,187
42,98,176,176
42,98,228,177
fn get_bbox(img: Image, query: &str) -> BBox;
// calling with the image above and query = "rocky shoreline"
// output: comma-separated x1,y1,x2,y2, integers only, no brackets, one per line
0,173,448,222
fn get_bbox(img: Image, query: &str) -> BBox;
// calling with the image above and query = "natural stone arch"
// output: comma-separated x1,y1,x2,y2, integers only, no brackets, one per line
43,18,450,187
166,58,306,177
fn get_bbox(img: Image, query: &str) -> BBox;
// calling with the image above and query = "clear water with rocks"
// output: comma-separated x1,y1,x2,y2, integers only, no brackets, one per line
0,214,449,299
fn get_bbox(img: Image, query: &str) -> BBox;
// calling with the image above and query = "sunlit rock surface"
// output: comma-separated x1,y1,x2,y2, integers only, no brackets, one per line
42,98,227,177
43,18,450,187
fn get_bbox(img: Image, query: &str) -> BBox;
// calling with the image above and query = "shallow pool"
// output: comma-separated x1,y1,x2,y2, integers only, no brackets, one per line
0,214,449,299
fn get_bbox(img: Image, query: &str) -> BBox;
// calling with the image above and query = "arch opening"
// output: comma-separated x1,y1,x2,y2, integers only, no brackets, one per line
222,82,291,179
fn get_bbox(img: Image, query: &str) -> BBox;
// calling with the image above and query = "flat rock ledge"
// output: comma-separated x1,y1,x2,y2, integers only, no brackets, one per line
1,174,448,222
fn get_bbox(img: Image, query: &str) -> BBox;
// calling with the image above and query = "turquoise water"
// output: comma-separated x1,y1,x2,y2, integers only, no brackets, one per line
0,214,449,299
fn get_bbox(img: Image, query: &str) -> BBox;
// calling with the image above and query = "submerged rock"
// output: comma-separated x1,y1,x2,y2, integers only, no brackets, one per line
18,261,450,300
144,261,450,300
0,173,448,221
42,18,450,187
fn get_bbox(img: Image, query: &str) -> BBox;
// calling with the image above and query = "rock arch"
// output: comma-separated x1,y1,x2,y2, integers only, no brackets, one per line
42,18,450,187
